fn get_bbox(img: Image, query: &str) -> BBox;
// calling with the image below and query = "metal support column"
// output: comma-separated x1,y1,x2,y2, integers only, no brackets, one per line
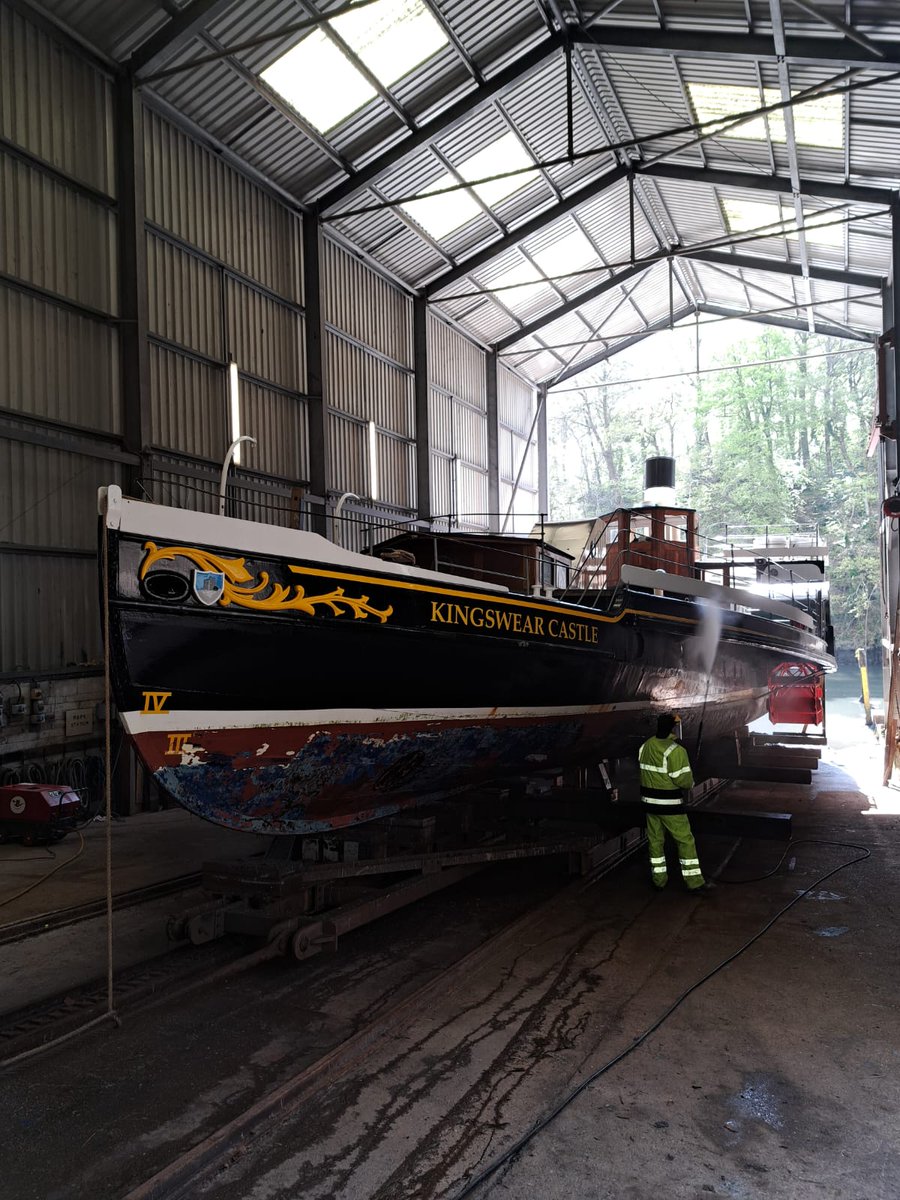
116,76,151,489
879,202,900,780
486,350,500,531
537,385,549,520
303,216,328,535
413,296,431,524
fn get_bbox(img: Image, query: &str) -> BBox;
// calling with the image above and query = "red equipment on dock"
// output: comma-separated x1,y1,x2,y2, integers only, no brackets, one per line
767,662,825,727
0,783,82,844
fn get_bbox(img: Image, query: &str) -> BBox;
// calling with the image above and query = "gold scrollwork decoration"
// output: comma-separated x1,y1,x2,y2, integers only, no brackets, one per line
139,543,393,623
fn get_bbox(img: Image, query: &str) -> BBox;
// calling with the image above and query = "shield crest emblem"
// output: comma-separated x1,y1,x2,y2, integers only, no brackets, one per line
193,570,225,606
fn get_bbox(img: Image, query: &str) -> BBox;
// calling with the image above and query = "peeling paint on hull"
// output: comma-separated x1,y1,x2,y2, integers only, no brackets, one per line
132,700,766,835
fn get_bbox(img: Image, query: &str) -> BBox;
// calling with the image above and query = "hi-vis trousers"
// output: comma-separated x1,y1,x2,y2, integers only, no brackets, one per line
646,813,705,889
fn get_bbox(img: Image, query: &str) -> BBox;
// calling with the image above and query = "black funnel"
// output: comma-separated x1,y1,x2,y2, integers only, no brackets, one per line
644,457,675,492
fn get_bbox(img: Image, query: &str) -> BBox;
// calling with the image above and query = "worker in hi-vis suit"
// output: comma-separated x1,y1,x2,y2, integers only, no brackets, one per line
638,713,711,895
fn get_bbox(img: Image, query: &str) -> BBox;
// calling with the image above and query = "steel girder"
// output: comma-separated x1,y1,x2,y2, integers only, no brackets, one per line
424,162,893,301
639,162,890,208
697,302,875,343
577,24,900,72
494,248,882,354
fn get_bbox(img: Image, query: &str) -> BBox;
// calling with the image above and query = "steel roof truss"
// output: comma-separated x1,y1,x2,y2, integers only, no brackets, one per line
577,25,900,72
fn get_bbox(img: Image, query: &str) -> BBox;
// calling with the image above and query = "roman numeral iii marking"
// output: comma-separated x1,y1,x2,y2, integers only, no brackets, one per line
165,733,192,756
141,690,172,715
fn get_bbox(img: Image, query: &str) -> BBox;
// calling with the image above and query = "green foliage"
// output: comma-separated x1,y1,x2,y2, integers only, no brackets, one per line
549,327,880,651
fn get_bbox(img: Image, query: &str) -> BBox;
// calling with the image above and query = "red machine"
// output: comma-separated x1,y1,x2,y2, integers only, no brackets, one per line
0,783,83,844
767,661,825,727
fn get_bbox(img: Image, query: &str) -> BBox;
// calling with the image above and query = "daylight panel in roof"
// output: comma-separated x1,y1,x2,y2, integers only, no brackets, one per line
257,0,451,135
530,230,606,298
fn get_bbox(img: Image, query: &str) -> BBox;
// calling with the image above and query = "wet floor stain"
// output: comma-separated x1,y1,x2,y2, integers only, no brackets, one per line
734,1075,786,1131
798,889,845,901
815,925,850,938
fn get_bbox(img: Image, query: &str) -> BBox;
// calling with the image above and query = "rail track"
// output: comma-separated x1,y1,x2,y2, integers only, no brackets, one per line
121,840,643,1200
0,872,203,947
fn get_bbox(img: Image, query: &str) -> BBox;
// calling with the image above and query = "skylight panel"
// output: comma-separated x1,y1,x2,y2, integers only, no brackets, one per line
722,198,844,247
531,229,601,281
488,262,547,311
332,0,447,85
261,0,448,134
688,83,844,149
458,133,535,208
400,173,482,239
261,30,376,133
400,132,534,240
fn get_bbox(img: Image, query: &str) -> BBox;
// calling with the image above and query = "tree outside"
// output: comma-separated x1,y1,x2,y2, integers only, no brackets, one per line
548,324,880,655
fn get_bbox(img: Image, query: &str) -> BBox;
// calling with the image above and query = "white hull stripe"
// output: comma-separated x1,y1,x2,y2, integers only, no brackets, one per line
123,700,666,736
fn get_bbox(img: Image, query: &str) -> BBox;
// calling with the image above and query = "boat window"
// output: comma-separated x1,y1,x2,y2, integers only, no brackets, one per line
630,518,651,540
665,515,688,542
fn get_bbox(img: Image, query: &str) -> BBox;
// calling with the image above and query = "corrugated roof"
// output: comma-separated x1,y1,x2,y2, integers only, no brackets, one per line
35,0,900,381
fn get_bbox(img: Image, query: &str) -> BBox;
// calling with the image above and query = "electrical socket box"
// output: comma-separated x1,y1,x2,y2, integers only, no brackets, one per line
8,702,26,718
30,712,46,725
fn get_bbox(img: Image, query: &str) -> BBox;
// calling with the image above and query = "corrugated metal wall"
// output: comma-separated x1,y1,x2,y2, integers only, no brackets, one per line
0,1,545,683
143,109,309,509
323,237,416,515
427,313,489,530
0,5,121,673
498,365,539,534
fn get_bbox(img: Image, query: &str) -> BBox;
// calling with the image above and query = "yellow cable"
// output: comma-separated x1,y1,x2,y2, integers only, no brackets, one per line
0,829,85,909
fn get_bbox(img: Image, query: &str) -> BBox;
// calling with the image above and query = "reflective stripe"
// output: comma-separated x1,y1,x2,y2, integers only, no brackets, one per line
663,744,678,765
681,868,703,877
670,765,692,779
642,795,682,805
650,856,667,865
679,858,700,866
639,764,670,776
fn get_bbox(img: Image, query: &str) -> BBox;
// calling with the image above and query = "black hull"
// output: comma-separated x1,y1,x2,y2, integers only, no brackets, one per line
101,496,833,834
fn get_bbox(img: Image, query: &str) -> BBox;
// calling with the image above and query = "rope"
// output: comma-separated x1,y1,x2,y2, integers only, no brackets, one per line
102,525,118,1025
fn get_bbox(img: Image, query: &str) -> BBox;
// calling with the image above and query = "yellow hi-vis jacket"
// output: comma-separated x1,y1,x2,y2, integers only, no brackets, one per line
638,734,695,811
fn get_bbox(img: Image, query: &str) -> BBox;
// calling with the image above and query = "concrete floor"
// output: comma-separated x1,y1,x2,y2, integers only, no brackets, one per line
0,810,268,1013
2,708,898,1200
